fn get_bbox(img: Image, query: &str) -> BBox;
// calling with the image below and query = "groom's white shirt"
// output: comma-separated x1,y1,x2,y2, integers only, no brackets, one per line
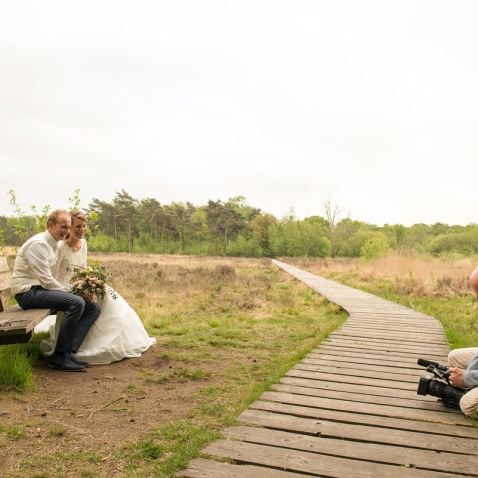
12,231,68,294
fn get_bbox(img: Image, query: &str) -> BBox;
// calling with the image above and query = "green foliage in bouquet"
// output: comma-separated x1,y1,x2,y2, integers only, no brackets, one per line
69,259,117,303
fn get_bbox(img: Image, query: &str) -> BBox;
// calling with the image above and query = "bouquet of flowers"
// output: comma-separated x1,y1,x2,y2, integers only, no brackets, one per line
68,260,117,303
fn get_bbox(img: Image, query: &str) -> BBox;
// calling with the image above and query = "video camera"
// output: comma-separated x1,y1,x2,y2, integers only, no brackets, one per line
416,358,468,409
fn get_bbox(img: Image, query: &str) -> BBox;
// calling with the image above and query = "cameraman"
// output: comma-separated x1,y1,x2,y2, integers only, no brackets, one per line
447,267,478,417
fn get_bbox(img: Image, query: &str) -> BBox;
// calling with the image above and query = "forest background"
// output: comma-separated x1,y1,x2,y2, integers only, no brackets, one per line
2,189,477,260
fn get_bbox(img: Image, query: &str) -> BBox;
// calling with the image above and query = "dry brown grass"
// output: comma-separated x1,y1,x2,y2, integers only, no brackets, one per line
282,252,478,298
90,254,274,334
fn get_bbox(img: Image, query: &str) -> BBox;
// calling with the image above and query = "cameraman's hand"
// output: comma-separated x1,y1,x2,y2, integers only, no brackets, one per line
448,367,466,388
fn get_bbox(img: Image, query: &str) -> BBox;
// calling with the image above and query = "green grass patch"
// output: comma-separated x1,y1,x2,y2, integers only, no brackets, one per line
4,450,104,478
118,420,222,477
0,333,47,391
47,424,67,437
6,425,26,441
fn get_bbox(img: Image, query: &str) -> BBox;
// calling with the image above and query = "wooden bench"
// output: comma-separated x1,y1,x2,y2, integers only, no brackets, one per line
0,256,53,345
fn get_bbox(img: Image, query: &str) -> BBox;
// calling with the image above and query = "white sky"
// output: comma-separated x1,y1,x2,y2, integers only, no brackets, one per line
1,1,477,226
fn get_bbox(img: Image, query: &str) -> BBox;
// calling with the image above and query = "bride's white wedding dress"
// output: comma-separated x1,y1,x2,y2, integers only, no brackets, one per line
36,239,156,364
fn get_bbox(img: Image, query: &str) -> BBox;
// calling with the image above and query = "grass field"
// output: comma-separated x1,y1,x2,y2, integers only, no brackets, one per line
0,254,348,477
1,252,477,477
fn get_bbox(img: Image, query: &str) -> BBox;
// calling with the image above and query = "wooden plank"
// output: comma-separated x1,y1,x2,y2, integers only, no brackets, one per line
319,346,449,360
295,360,428,379
343,314,441,322
272,383,444,411
344,317,443,328
247,401,475,437
348,309,436,316
345,305,426,312
326,333,448,347
332,330,448,344
340,327,445,338
179,458,307,477
349,314,439,324
278,376,429,401
344,326,445,335
305,352,430,370
285,369,420,390
0,256,53,342
330,328,444,338
260,391,469,424
308,350,449,367
342,303,427,310
0,306,52,334
223,426,478,475
300,357,424,376
0,305,31,324
318,339,450,355
315,344,449,362
338,325,446,338
203,440,461,478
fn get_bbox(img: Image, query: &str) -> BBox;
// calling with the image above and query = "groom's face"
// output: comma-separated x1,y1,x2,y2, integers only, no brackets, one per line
48,213,71,242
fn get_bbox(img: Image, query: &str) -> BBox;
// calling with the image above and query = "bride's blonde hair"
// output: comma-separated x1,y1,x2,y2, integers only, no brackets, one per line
69,210,87,224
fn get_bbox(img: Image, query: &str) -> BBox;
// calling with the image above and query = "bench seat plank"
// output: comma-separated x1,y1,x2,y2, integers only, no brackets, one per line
0,255,55,345
0,305,52,334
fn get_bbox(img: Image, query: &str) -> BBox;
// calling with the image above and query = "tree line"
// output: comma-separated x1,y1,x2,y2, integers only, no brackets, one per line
2,189,478,259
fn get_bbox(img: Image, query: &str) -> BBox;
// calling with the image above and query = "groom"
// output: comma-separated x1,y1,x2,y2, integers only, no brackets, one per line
11,209,100,372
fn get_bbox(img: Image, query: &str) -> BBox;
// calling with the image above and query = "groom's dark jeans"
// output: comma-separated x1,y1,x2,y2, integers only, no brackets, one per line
15,286,100,355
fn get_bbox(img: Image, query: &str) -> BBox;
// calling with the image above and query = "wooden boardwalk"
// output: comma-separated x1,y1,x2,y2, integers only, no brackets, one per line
180,260,478,477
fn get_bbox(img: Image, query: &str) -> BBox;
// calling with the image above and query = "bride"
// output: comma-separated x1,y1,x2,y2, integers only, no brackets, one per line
38,210,156,365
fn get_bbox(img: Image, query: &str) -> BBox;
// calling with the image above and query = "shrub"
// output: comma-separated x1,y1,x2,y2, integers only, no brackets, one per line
360,233,390,261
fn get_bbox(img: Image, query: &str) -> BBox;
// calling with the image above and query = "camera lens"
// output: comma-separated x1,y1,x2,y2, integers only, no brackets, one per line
417,374,466,409
428,378,446,398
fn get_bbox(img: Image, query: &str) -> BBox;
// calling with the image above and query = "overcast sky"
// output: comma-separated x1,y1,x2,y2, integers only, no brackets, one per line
1,1,477,227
